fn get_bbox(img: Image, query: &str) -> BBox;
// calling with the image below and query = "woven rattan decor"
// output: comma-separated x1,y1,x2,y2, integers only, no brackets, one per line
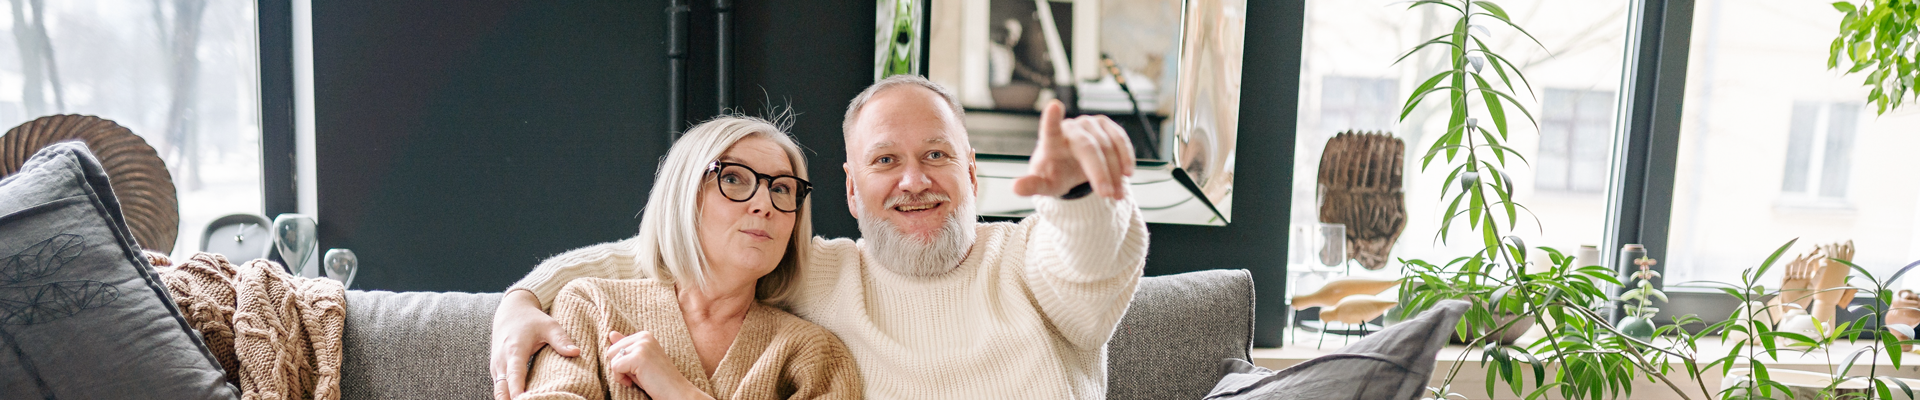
1,115,179,253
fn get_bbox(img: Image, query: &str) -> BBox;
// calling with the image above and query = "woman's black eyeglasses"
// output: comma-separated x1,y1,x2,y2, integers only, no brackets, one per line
707,161,811,213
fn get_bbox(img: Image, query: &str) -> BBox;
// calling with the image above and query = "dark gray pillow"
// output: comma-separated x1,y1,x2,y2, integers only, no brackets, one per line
1108,269,1255,400
1205,299,1469,400
340,290,502,399
0,142,239,398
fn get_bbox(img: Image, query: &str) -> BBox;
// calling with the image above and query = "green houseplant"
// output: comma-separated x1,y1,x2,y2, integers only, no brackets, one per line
1829,0,1918,115
1387,1,1700,398
1387,2,1920,397
1385,1,1920,399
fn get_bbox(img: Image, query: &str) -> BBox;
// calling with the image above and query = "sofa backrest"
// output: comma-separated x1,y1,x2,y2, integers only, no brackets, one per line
336,269,1257,399
340,290,503,399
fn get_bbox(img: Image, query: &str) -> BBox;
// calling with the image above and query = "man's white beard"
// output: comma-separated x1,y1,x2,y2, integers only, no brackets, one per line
856,190,977,277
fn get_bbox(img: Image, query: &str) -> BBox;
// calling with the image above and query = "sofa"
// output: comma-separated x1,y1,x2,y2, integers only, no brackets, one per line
337,268,1258,400
6,141,1260,399
5,143,1460,399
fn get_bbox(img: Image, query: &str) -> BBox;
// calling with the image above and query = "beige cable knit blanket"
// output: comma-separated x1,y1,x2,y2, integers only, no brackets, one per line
150,252,347,400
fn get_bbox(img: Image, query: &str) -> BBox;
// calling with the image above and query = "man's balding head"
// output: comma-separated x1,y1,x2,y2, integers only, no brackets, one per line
842,75,969,150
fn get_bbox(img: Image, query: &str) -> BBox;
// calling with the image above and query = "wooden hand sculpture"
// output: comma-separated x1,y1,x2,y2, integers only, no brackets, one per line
1290,276,1401,310
1809,241,1856,327
1316,131,1407,270
1766,251,1819,318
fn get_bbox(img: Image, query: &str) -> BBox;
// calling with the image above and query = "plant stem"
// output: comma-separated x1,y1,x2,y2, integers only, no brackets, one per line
1619,343,1697,400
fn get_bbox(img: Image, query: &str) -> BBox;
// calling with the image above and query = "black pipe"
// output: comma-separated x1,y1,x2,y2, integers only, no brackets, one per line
667,0,689,139
715,0,732,113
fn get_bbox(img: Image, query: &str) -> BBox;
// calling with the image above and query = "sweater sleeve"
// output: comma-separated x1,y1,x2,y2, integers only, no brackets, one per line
510,238,652,310
520,283,614,400
1021,191,1149,351
783,328,865,400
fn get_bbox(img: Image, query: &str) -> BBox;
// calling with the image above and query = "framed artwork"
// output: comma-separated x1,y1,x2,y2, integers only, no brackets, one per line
914,0,1245,226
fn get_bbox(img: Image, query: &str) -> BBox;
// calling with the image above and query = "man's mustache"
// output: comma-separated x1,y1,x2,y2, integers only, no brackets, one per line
884,192,951,209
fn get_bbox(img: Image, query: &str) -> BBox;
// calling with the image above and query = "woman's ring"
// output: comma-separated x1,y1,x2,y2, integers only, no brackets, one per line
620,348,633,356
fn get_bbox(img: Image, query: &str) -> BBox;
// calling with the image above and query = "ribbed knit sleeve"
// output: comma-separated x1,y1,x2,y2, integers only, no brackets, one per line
780,326,864,399
1022,192,1149,351
520,283,615,400
509,238,651,310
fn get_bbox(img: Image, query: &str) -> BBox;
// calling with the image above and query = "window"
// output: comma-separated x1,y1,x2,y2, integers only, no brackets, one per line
1292,0,1630,259
1536,88,1615,193
0,0,261,258
1778,101,1859,200
1287,0,1632,327
1317,76,1397,135
1664,1,1920,287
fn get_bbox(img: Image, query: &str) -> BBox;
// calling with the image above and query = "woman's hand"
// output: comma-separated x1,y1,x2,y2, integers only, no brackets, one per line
606,330,712,400
491,289,581,399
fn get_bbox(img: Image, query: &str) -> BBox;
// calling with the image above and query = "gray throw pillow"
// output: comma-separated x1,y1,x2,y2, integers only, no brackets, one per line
1107,269,1255,400
0,142,239,399
1205,299,1469,400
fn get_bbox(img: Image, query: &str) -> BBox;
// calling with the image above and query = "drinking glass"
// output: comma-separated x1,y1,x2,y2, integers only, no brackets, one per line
1316,223,1346,270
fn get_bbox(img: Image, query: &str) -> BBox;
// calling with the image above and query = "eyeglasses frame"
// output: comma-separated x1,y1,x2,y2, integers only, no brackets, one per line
705,161,812,213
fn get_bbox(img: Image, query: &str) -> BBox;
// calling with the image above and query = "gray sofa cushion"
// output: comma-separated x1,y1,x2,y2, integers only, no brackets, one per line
341,290,503,399
334,270,1258,399
0,142,239,399
1107,269,1255,400
1204,299,1470,400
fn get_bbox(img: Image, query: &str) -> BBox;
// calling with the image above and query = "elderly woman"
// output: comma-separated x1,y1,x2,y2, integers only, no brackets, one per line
492,116,860,400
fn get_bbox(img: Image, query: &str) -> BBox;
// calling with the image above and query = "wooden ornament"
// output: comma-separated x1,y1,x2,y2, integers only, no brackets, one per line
1,115,178,253
1319,294,1399,325
1316,131,1407,270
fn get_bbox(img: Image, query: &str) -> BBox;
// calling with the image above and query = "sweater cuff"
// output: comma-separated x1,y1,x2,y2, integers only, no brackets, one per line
509,274,567,310
1030,186,1142,282
1032,186,1130,226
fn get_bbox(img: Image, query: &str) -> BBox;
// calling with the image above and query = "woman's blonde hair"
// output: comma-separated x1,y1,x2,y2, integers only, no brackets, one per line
634,114,810,305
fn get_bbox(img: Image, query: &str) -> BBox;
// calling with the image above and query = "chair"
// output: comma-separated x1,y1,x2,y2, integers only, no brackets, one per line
0,115,179,253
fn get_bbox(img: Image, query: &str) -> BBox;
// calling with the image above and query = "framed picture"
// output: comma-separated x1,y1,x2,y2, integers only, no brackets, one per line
928,0,1182,114
874,0,924,80
916,0,1245,226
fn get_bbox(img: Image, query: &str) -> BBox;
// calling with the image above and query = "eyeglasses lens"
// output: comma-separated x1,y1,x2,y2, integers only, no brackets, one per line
717,164,802,212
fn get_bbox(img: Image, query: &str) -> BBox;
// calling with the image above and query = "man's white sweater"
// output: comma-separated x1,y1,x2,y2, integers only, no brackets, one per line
511,195,1149,399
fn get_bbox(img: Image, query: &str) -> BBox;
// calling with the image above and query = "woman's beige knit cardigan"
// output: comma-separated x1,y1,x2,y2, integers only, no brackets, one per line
519,278,861,400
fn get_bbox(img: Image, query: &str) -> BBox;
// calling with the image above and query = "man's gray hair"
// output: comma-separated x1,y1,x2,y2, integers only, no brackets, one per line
842,74,967,141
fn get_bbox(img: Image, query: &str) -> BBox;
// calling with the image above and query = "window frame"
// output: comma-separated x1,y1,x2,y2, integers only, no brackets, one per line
1604,0,1890,331
260,0,298,218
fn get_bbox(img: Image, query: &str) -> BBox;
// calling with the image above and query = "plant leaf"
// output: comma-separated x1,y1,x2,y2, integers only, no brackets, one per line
1472,1,1511,21
1471,73,1511,140
1750,238,1800,280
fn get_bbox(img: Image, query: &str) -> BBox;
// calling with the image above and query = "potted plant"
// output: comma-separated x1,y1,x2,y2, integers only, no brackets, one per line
1388,1,1920,399
1390,1,1726,398
1617,257,1665,342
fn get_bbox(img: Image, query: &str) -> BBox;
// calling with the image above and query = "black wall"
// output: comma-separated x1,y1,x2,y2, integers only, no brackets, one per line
312,0,671,292
308,0,1301,346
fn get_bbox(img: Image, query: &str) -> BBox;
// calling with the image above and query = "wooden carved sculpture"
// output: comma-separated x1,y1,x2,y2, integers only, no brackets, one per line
1316,131,1406,270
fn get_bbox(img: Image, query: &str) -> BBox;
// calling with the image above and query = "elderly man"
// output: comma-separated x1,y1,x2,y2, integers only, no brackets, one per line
492,75,1148,399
